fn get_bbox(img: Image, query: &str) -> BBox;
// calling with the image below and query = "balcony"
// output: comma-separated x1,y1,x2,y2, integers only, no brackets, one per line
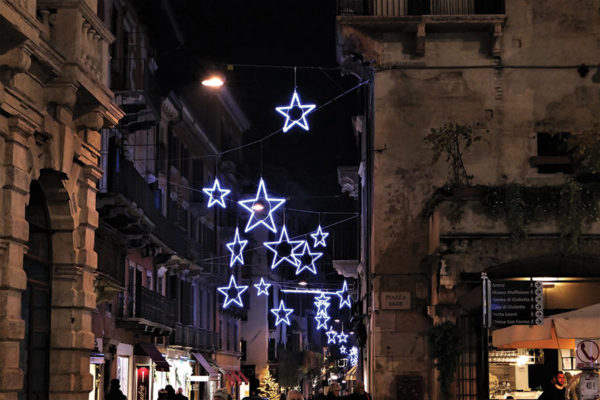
98,150,207,265
117,287,176,335
171,323,220,350
331,230,360,278
337,0,504,16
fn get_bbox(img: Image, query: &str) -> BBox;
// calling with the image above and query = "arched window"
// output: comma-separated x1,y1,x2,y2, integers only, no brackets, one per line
19,181,52,400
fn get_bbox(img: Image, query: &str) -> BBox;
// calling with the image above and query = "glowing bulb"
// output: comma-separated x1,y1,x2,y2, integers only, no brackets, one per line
201,76,224,88
252,202,265,212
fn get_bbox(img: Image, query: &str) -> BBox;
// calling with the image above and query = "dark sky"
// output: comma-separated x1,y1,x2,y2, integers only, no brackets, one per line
153,0,361,226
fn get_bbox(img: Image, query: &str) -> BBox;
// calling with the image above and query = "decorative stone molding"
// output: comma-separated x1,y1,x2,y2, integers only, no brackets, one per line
0,46,32,85
161,97,179,122
73,109,103,130
45,82,79,110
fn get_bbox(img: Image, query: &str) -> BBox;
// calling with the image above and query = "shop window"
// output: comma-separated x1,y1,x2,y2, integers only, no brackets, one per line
530,132,573,174
117,356,129,397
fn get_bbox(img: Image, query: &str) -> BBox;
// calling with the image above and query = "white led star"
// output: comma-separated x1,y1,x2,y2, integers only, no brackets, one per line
326,327,338,344
202,178,231,208
238,178,286,233
349,346,359,356
339,346,347,354
226,228,248,267
270,300,294,326
275,90,316,133
316,303,330,317
254,277,272,296
337,331,349,344
310,225,329,248
263,226,305,269
314,293,330,307
315,314,330,330
217,275,248,309
293,241,322,275
335,280,352,309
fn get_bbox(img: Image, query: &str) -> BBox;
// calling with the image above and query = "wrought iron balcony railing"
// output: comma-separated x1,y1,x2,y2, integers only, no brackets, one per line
337,0,504,16
117,287,176,329
171,323,220,350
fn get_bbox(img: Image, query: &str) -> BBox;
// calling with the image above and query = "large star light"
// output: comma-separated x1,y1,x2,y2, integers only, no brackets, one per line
310,225,329,248
326,327,338,344
253,277,272,296
238,178,285,233
337,331,349,344
315,314,330,330
335,280,352,309
217,275,248,309
226,228,248,267
293,241,322,275
264,226,304,269
202,178,231,208
275,90,316,133
271,300,294,326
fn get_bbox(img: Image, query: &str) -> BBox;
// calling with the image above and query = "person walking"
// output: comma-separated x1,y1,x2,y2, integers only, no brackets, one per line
213,388,232,400
538,371,566,400
175,387,189,400
347,381,371,400
326,383,341,399
287,390,304,400
106,379,127,400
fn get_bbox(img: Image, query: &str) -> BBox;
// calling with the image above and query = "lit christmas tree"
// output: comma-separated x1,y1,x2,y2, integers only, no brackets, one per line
259,370,280,400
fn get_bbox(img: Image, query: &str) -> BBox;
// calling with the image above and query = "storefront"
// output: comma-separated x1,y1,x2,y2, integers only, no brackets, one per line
134,342,170,400
191,352,220,400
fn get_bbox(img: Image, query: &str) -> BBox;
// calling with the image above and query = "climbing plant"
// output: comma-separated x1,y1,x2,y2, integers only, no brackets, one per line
429,321,461,398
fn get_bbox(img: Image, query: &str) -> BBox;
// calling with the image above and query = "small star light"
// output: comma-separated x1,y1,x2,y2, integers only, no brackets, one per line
337,331,349,344
315,314,330,330
316,302,330,317
293,241,323,275
335,280,352,309
226,228,248,267
264,226,305,269
217,275,248,308
253,277,272,296
314,293,330,307
238,178,285,233
275,90,316,133
271,300,294,326
202,178,231,208
326,327,338,344
310,225,329,248
340,346,347,354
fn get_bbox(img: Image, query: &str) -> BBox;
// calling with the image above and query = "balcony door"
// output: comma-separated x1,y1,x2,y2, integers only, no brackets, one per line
19,181,52,400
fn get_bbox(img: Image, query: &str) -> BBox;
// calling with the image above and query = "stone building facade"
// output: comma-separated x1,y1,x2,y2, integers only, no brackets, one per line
337,0,600,399
0,1,122,400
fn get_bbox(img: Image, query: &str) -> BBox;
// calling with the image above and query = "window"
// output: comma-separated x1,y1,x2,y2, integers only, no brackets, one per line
146,271,152,290
531,132,573,174
117,356,129,397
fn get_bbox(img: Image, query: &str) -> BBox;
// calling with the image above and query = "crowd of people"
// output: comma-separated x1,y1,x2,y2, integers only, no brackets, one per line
105,378,371,400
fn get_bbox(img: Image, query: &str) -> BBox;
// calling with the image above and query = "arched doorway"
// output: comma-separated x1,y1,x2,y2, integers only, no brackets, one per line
19,181,52,400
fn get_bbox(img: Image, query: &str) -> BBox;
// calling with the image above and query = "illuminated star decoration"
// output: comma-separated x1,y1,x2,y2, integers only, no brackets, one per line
226,228,248,267
349,346,359,366
336,280,352,309
275,90,316,133
314,294,330,316
217,275,248,309
264,226,305,269
310,225,329,248
340,346,347,354
270,300,294,326
315,314,330,330
337,331,349,344
326,327,338,344
202,178,231,208
293,241,322,275
238,178,285,233
253,277,272,296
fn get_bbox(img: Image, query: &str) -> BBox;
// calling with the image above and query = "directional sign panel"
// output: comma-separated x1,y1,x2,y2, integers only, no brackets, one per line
490,280,544,326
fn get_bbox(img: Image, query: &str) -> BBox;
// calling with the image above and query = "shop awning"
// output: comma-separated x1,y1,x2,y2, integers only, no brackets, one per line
345,365,358,381
237,370,249,384
492,303,600,349
191,353,218,379
227,370,242,385
134,343,170,371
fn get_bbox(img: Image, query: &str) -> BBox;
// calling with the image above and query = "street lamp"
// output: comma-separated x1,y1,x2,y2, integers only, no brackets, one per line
201,74,224,88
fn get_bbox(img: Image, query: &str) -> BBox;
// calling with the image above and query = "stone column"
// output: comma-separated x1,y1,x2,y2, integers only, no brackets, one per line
0,115,34,400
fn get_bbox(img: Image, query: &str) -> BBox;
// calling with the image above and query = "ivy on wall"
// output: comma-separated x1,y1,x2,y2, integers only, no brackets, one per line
429,321,461,398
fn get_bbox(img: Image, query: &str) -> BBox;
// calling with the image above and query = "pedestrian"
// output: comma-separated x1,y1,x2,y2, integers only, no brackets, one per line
213,388,232,400
314,388,325,400
158,388,169,400
105,379,127,400
326,383,341,399
347,381,371,400
165,385,176,400
538,371,566,400
175,387,189,400
287,390,304,400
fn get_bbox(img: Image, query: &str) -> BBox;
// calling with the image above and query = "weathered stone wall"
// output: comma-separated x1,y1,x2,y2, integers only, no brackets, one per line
339,0,600,399
0,1,122,399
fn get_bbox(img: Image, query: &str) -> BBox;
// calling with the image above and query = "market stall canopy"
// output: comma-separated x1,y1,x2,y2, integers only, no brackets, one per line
493,303,600,349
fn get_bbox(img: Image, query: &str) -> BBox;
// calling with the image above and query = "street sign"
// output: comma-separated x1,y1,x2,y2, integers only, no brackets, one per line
489,280,544,326
576,339,600,369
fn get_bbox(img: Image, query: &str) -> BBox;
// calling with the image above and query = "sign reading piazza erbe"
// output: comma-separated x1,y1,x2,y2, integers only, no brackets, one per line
490,280,544,326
